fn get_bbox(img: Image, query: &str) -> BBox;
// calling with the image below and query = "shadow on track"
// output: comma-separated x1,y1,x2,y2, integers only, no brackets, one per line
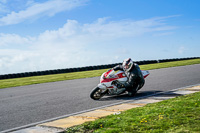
98,90,163,101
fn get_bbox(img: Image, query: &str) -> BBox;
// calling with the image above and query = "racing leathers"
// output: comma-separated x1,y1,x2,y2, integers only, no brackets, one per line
112,63,145,96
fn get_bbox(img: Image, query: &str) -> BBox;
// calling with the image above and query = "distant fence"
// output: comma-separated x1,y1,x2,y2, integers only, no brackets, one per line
0,57,199,80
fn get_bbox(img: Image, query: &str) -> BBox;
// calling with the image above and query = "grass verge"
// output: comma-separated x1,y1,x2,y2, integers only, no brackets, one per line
65,92,200,133
0,59,200,89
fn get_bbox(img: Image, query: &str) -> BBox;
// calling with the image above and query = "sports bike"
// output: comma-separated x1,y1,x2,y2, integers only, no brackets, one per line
90,69,150,100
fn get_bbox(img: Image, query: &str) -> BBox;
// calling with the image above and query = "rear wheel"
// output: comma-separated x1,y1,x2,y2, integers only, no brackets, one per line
90,87,107,100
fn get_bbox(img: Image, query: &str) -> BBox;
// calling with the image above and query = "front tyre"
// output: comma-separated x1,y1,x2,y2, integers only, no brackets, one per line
90,87,107,100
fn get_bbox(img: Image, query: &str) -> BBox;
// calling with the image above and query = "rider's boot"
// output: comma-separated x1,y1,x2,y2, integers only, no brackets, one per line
127,84,139,97
128,90,137,97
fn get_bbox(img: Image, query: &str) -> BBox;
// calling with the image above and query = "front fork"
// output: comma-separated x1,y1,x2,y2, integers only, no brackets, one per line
97,83,108,94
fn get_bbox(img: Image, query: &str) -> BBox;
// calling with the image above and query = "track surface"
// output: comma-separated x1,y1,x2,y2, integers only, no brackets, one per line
0,64,200,131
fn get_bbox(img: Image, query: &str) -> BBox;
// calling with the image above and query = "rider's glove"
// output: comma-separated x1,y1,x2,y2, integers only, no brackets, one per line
112,80,125,88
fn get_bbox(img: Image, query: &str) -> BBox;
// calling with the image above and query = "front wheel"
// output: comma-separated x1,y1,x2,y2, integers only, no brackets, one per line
90,87,107,100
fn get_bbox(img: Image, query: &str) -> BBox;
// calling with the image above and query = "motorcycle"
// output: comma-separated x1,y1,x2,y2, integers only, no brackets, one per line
90,69,150,100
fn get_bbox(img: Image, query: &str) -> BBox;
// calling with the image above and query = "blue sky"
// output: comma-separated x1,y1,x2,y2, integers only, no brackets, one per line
0,0,199,74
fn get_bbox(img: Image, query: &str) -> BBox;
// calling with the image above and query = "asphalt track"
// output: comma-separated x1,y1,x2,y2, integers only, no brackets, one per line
0,64,200,131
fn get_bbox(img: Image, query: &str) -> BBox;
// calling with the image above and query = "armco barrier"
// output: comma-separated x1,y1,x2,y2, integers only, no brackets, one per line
0,57,199,80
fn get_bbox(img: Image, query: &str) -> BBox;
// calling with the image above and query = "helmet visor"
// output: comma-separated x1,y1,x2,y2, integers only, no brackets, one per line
123,58,133,71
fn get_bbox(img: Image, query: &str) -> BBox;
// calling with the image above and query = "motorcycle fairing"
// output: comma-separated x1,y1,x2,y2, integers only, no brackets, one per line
101,70,126,83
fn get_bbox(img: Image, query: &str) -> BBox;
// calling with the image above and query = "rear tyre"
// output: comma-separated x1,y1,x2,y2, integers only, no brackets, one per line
90,87,107,100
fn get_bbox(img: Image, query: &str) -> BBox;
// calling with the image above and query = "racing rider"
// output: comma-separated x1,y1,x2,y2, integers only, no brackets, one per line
111,58,145,96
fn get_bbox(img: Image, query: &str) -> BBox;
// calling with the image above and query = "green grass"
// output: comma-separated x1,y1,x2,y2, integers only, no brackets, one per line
65,92,200,133
139,58,200,70
0,59,200,89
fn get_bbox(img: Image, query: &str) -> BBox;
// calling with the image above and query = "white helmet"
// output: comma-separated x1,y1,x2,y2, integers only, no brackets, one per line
122,58,134,72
